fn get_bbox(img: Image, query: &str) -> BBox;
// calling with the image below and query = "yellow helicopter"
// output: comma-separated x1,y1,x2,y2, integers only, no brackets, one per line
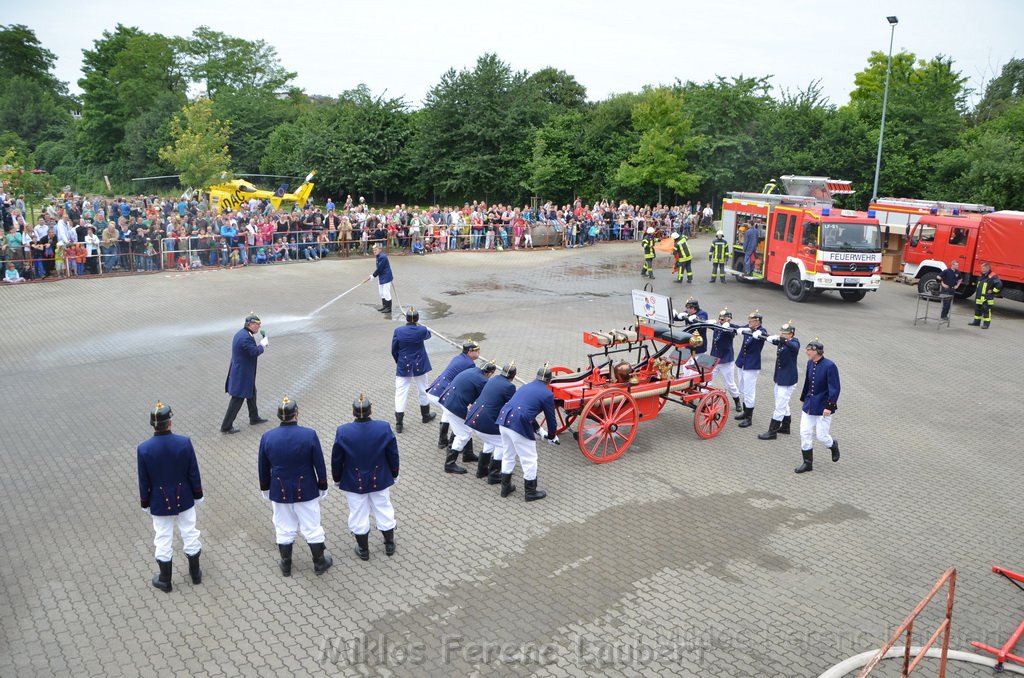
132,171,317,213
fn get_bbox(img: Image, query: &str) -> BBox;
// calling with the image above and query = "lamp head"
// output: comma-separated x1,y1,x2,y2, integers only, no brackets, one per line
887,15,898,24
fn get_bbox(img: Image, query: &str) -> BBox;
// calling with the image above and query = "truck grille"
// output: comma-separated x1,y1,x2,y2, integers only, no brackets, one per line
828,263,875,274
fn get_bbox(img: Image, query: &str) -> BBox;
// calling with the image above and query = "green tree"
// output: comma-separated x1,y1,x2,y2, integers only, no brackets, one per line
974,58,1024,123
576,92,641,200
0,148,60,218
616,87,701,203
523,110,586,202
181,26,295,97
0,25,72,149
159,98,232,189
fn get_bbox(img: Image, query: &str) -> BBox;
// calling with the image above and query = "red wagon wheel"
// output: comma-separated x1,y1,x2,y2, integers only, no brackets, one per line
578,389,639,463
694,389,729,439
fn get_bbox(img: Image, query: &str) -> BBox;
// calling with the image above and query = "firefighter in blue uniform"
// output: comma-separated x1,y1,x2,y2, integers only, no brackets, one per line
439,361,496,474
496,366,558,502
969,262,1002,329
758,321,800,440
734,310,768,428
427,341,481,449
672,232,693,283
258,396,333,576
709,230,729,283
467,362,518,483
673,298,708,354
371,242,393,315
710,308,742,411
137,401,204,593
795,339,841,474
331,395,400,560
641,227,657,278
391,307,435,433
220,313,269,433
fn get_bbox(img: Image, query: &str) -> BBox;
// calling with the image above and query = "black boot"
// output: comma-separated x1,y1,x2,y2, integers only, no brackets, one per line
278,543,293,576
381,529,396,557
310,542,333,574
795,449,813,474
377,298,387,312
738,407,754,428
734,404,748,421
437,422,450,449
487,459,502,484
968,318,981,326
830,438,840,462
461,439,478,463
476,452,492,478
380,299,392,314
982,321,990,329
186,550,202,584
395,412,404,433
444,449,468,474
420,404,436,424
500,472,516,498
733,396,741,411
152,559,172,593
779,415,791,434
353,532,370,561
758,419,781,440
524,477,547,502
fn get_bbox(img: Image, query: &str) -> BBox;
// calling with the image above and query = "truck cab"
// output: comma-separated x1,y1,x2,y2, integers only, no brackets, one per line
903,215,982,296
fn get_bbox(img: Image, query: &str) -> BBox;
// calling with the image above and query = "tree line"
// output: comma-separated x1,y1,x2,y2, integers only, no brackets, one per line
2,23,1022,211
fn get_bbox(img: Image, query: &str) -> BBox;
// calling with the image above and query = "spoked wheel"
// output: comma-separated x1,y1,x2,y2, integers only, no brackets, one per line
578,389,639,463
694,390,729,439
542,408,579,435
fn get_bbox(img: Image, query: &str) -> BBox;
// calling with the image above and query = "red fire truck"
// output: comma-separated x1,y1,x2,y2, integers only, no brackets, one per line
894,200,1024,304
721,176,883,303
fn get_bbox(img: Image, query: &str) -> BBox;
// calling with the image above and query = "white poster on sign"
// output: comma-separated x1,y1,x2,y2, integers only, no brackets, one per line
631,289,672,324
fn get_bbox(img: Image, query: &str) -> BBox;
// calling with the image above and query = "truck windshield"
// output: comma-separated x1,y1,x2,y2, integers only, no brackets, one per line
820,222,881,252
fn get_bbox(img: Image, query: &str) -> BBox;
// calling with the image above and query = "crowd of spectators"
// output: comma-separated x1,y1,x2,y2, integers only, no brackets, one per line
0,188,716,283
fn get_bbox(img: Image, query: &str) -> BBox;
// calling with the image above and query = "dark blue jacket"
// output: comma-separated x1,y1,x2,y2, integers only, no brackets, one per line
439,367,489,418
331,419,400,494
372,251,393,283
769,336,801,386
497,379,556,440
735,327,768,370
392,324,432,377
800,357,840,416
710,323,739,363
258,422,328,503
225,327,263,399
466,375,517,435
427,352,476,397
137,431,203,515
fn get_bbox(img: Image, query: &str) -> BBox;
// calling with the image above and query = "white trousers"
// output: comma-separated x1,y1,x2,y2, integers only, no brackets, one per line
713,360,740,398
499,427,538,480
800,413,834,450
444,408,474,451
345,489,396,535
151,507,200,561
395,374,429,412
771,384,796,420
272,499,325,545
378,281,392,301
738,368,759,408
476,431,505,461
427,393,450,422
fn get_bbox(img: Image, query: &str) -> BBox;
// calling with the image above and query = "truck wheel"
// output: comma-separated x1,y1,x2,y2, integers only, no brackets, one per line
839,290,867,302
918,271,941,296
784,270,809,302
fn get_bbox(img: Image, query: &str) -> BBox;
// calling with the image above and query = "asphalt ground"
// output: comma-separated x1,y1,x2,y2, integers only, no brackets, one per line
1,242,1021,677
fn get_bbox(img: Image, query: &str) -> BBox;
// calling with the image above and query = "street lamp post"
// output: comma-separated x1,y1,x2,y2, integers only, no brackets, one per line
871,15,899,203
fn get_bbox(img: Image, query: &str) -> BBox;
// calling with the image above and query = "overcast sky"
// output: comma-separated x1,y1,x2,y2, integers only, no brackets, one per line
6,0,1022,109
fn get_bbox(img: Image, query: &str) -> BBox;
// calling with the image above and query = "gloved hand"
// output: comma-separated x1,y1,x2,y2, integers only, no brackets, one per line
767,334,779,343
261,490,271,501
739,327,752,335
260,335,269,347
546,434,560,445
319,488,329,500
195,497,205,506
687,314,698,322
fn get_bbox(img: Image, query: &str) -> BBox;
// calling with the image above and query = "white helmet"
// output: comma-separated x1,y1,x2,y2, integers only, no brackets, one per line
716,230,724,237
671,232,680,239
646,227,655,234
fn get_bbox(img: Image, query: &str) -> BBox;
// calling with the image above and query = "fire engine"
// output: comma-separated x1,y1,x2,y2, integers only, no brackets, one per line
882,196,1024,304
721,176,883,303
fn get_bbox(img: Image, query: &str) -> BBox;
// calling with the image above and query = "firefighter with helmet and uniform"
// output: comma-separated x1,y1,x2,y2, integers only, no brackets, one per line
438,360,497,474
391,306,436,433
709,308,742,411
466,362,519,484
258,396,333,577
709,230,729,283
758,321,801,440
137,401,204,593
426,341,481,449
969,262,1002,329
331,394,400,560
641,226,657,278
795,338,841,474
734,310,769,428
496,365,559,502
672,231,694,284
